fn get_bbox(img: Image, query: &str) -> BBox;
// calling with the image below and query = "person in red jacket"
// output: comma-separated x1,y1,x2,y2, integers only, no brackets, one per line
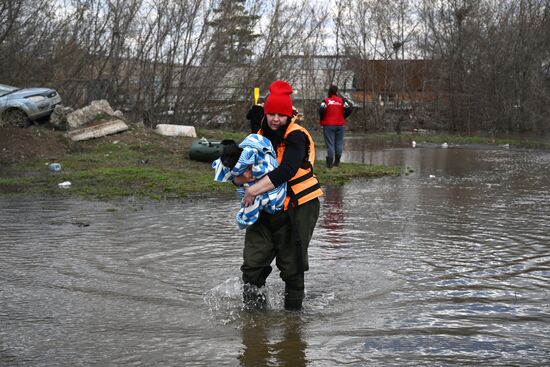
319,85,353,168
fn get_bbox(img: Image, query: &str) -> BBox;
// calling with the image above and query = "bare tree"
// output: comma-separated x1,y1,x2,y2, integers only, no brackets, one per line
2,0,549,133
0,0,61,84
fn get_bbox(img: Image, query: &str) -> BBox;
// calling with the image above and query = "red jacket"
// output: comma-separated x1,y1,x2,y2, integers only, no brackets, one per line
320,96,345,126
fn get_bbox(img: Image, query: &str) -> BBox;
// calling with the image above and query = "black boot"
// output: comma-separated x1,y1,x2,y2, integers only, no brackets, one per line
284,284,304,311
284,297,302,311
243,284,267,310
326,156,333,169
334,155,341,167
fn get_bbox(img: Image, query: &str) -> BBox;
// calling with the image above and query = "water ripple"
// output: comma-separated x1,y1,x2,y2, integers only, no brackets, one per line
2,148,550,365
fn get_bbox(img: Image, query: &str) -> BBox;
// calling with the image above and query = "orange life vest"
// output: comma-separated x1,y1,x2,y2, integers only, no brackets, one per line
260,119,323,210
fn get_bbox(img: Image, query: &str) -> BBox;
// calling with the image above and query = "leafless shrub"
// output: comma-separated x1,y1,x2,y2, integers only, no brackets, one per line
1,0,549,133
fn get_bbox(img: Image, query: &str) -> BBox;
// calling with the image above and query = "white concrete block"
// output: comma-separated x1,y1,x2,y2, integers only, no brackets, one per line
67,119,129,141
154,124,197,137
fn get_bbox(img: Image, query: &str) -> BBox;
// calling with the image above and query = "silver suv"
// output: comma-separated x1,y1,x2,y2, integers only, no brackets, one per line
0,83,62,128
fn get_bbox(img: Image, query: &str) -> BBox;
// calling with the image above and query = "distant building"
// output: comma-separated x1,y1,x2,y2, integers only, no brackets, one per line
66,53,447,124
346,58,446,108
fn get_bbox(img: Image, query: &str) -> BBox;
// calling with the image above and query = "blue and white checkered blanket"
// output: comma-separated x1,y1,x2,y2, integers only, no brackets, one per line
212,134,286,229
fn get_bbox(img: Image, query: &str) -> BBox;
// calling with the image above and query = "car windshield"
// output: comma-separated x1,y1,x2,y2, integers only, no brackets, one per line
0,84,19,97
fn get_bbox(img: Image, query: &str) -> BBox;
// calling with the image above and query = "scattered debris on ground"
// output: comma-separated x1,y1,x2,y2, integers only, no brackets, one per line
67,119,129,142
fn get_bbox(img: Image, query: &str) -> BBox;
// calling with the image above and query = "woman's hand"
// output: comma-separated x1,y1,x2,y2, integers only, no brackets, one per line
241,175,276,207
242,187,256,207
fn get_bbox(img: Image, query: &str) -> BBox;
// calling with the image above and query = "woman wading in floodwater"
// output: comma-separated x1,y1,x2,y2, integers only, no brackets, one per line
233,80,323,311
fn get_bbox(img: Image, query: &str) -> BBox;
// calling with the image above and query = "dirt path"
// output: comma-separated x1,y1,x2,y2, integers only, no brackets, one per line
0,127,71,166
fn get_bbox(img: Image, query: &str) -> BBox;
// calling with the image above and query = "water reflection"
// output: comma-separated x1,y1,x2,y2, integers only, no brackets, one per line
320,184,345,246
239,313,306,367
1,142,549,366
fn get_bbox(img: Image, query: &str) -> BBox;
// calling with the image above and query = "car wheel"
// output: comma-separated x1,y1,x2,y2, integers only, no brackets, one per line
2,109,30,128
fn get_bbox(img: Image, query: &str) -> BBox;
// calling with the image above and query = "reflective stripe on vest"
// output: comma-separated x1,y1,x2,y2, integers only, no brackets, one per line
260,118,323,210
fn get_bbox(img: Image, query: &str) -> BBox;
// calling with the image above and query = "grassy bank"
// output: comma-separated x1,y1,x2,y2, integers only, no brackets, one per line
0,125,401,199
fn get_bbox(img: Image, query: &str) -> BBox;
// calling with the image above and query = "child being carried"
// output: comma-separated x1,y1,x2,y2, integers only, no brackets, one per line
212,134,286,229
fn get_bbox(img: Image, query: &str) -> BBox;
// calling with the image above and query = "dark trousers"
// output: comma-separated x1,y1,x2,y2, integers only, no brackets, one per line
241,198,320,301
323,125,345,160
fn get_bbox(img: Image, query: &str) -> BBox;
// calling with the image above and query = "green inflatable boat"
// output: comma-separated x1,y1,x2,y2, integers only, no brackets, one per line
188,138,225,163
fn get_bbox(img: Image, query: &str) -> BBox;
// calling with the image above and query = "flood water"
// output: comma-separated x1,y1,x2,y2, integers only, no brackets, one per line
1,140,549,366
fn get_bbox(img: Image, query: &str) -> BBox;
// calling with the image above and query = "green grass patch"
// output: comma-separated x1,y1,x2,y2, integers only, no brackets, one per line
1,157,399,199
1,126,402,200
0,165,236,199
196,128,247,142
315,161,401,185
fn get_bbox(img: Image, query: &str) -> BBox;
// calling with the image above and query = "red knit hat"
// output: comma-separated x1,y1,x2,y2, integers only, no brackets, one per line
263,80,293,117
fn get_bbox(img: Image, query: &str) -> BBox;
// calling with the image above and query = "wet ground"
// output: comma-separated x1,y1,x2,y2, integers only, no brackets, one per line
1,142,549,366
